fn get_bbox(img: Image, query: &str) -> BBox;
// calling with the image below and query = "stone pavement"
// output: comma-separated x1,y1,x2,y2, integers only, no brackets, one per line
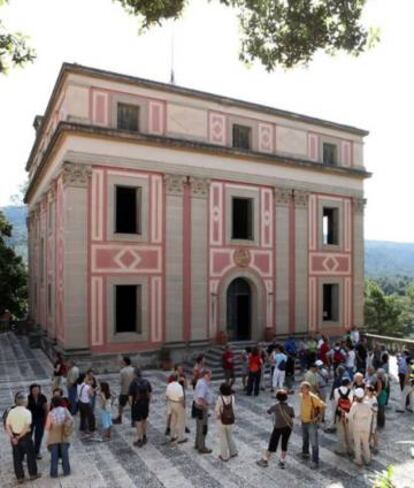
0,333,413,488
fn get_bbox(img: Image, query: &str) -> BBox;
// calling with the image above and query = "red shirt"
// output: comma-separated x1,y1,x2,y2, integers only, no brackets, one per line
319,343,330,364
222,351,234,370
249,354,262,373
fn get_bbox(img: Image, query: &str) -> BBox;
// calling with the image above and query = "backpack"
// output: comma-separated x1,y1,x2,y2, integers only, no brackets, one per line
337,389,351,416
2,405,15,429
220,396,235,425
278,359,286,371
134,379,150,402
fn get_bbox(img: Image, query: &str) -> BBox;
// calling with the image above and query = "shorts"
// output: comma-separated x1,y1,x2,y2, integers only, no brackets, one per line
268,426,292,453
119,394,129,407
131,400,149,422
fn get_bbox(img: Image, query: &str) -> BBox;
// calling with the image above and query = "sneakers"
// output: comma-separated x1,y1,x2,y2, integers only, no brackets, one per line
198,448,212,454
256,459,269,468
396,409,405,413
165,427,171,436
301,452,310,459
112,417,122,424
133,439,143,448
278,460,286,469
29,474,42,481
310,462,319,470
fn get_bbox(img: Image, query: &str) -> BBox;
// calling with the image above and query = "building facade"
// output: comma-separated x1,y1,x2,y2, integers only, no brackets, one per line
25,63,369,357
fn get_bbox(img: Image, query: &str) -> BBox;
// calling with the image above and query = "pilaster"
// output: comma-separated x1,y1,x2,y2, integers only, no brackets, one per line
352,197,365,327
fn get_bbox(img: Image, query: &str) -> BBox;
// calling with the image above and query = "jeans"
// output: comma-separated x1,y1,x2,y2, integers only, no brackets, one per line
12,433,38,480
67,385,78,415
50,443,70,477
31,416,44,456
301,422,319,464
195,408,208,450
78,401,96,432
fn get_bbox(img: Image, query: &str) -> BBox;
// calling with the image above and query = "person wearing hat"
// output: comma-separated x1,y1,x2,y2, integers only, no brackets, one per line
128,368,152,447
347,387,372,467
333,378,353,456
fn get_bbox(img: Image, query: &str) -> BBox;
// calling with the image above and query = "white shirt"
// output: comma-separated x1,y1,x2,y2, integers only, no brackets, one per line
166,381,184,402
6,406,32,435
346,350,356,368
351,330,360,345
77,383,91,403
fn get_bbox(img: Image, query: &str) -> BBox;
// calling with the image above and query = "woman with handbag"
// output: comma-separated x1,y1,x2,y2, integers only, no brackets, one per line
215,383,237,462
256,389,295,469
45,397,73,478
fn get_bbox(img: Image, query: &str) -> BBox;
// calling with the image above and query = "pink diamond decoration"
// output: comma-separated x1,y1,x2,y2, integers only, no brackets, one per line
323,256,339,272
114,249,141,269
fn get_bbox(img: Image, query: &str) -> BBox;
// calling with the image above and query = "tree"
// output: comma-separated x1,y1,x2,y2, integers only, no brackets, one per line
0,0,35,74
364,280,407,338
0,210,27,318
117,0,377,70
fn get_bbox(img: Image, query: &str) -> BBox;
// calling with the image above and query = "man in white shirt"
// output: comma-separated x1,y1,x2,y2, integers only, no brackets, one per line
166,374,187,444
6,392,41,484
345,346,356,379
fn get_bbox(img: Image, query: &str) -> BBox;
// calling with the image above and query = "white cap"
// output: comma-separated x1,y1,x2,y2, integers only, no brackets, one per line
354,388,365,399
315,360,324,367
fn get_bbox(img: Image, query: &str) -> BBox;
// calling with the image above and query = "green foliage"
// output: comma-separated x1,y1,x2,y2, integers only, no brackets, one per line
364,280,413,338
0,210,28,318
0,1,35,74
372,465,396,488
116,0,376,70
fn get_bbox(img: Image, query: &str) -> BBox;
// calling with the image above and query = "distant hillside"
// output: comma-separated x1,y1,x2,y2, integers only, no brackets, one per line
1,205,28,263
2,206,414,279
365,240,414,279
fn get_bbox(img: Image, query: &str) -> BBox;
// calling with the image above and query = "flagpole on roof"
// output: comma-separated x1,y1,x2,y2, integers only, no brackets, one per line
170,21,175,85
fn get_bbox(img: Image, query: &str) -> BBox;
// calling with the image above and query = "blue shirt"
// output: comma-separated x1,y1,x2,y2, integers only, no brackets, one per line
398,356,408,375
194,378,212,406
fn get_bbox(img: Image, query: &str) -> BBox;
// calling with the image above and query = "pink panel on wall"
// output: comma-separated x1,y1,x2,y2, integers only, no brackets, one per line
309,253,351,275
308,277,317,331
260,188,273,248
265,279,273,328
209,280,219,339
149,101,165,135
308,133,319,162
308,195,317,250
93,91,108,126
344,277,352,329
55,178,65,342
151,175,163,244
93,245,162,273
151,277,162,342
209,183,223,245
91,169,104,241
341,141,352,167
91,276,104,346
210,250,233,276
208,112,226,146
258,123,274,153
252,252,271,275
344,199,352,252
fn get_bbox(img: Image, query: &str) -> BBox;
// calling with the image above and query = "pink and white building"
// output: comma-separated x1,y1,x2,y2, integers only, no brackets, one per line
25,63,369,358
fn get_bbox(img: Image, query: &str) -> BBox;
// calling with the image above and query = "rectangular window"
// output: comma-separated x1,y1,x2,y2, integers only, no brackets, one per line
323,207,339,245
117,103,139,132
323,143,338,166
232,124,251,150
323,284,339,322
115,186,141,234
232,197,253,240
115,285,141,333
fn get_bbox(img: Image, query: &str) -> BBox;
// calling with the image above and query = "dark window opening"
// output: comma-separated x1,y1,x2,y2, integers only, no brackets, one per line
232,197,253,240
323,284,339,322
115,186,140,234
232,124,251,150
115,285,141,333
117,103,139,132
323,207,339,245
323,143,338,166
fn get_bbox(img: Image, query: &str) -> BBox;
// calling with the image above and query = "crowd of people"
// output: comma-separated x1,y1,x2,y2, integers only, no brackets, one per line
3,327,414,483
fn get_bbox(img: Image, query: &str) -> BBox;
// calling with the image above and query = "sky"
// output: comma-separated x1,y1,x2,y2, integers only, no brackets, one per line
0,0,412,242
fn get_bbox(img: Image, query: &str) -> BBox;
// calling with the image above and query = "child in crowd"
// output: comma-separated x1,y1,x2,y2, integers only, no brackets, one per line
99,382,113,440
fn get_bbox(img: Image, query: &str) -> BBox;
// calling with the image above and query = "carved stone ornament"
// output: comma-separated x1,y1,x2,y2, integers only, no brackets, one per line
274,187,292,206
164,174,187,195
293,189,310,207
352,197,366,214
233,247,251,268
47,184,56,203
61,162,92,188
189,177,210,198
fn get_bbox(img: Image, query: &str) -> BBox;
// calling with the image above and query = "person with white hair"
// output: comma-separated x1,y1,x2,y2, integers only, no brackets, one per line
347,388,373,467
5,392,41,483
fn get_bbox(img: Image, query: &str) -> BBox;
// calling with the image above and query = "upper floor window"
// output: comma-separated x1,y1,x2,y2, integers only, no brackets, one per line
323,283,339,322
323,207,339,245
323,142,338,166
232,197,253,240
115,284,142,333
232,124,251,150
115,186,141,234
117,103,139,132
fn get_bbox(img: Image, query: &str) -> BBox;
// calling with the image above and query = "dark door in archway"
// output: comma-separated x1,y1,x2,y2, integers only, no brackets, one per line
227,278,251,341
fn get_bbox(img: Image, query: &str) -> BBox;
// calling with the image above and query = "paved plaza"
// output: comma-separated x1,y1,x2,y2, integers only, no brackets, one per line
0,333,413,488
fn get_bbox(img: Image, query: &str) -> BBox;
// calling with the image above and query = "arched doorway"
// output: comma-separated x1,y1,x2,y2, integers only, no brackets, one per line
226,278,251,341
